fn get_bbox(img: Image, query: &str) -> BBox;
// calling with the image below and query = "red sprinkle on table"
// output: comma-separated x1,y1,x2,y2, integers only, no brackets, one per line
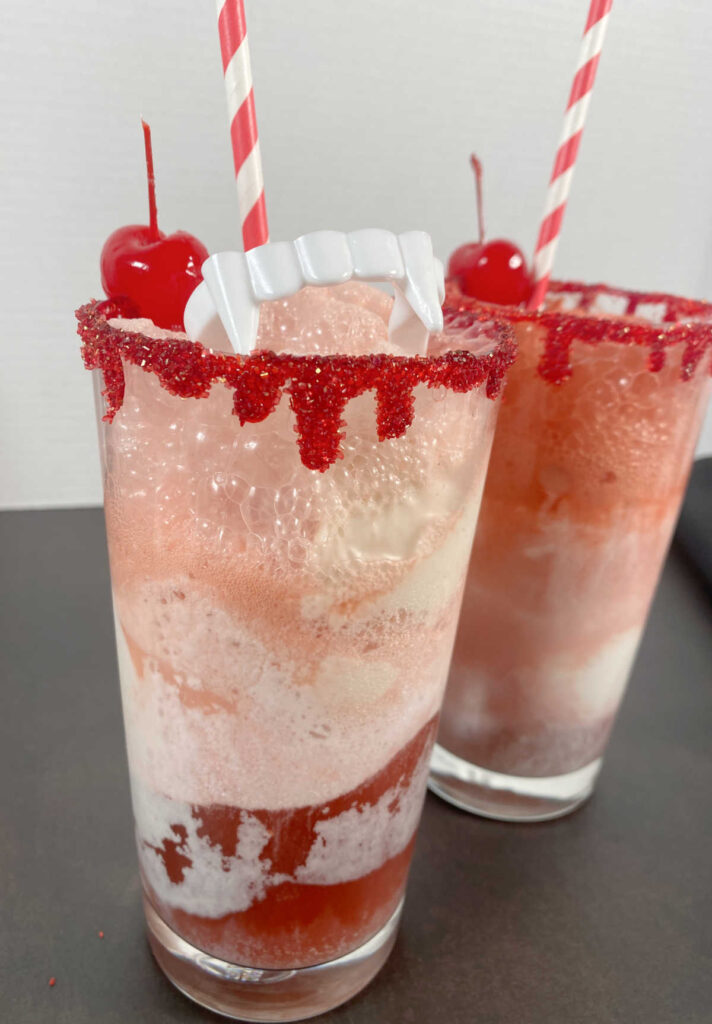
446,279,712,384
76,301,515,472
48,978,56,988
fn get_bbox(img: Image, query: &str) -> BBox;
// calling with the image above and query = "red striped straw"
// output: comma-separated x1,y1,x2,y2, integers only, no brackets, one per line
217,0,269,251
528,0,613,310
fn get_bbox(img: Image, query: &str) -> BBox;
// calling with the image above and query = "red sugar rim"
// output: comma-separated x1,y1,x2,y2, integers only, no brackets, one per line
76,300,515,472
446,279,712,384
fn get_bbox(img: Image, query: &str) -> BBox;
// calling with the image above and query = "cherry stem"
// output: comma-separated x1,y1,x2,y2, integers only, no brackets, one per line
142,120,159,241
470,154,485,245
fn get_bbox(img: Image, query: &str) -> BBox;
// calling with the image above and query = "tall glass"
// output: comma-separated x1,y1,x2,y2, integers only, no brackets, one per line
78,285,512,1021
431,281,712,822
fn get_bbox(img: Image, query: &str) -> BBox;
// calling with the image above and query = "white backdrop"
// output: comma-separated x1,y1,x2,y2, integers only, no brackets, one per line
1,0,711,509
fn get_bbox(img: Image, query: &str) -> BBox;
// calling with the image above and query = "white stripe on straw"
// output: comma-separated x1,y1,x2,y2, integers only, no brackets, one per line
236,143,267,226
224,38,254,122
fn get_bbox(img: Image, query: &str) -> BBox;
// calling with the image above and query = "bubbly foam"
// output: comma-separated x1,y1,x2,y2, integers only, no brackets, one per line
113,492,474,809
111,282,399,358
253,283,399,356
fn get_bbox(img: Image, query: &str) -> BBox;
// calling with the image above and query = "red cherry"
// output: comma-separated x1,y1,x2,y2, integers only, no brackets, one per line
100,121,209,330
101,225,208,330
459,239,532,306
448,154,532,306
448,241,484,281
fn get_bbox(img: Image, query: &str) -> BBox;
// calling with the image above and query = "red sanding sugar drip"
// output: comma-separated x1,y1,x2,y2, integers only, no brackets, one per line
446,279,712,384
76,300,515,471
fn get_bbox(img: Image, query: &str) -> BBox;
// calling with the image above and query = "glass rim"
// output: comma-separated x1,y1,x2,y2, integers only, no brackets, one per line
76,299,516,472
446,279,712,384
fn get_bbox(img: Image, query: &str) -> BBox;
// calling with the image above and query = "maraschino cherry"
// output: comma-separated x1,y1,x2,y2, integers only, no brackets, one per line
448,155,532,306
100,121,209,330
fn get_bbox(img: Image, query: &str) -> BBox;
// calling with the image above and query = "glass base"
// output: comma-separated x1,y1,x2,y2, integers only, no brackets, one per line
429,743,602,822
143,895,402,1022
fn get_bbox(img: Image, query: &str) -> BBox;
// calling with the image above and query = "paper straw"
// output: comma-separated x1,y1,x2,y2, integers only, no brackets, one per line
528,0,613,310
217,0,269,250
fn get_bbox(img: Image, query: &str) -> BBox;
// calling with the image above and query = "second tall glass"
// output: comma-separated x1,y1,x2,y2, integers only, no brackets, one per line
431,281,711,822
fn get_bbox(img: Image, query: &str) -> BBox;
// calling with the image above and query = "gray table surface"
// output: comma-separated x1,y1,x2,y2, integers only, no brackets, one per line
1,507,711,1024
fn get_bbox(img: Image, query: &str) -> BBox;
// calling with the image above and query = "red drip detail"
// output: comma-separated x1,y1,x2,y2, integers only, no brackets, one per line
76,301,515,472
446,279,712,385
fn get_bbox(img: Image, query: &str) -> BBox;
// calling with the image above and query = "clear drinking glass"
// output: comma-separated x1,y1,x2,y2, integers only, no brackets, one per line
431,281,712,822
78,285,513,1021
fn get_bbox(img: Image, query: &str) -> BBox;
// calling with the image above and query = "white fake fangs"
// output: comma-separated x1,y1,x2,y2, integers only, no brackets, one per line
184,229,445,356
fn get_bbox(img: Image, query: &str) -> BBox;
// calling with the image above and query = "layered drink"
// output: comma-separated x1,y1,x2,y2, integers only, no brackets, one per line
79,282,513,1018
432,280,712,821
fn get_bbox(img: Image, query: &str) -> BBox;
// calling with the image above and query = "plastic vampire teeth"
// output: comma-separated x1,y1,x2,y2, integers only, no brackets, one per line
184,229,446,356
